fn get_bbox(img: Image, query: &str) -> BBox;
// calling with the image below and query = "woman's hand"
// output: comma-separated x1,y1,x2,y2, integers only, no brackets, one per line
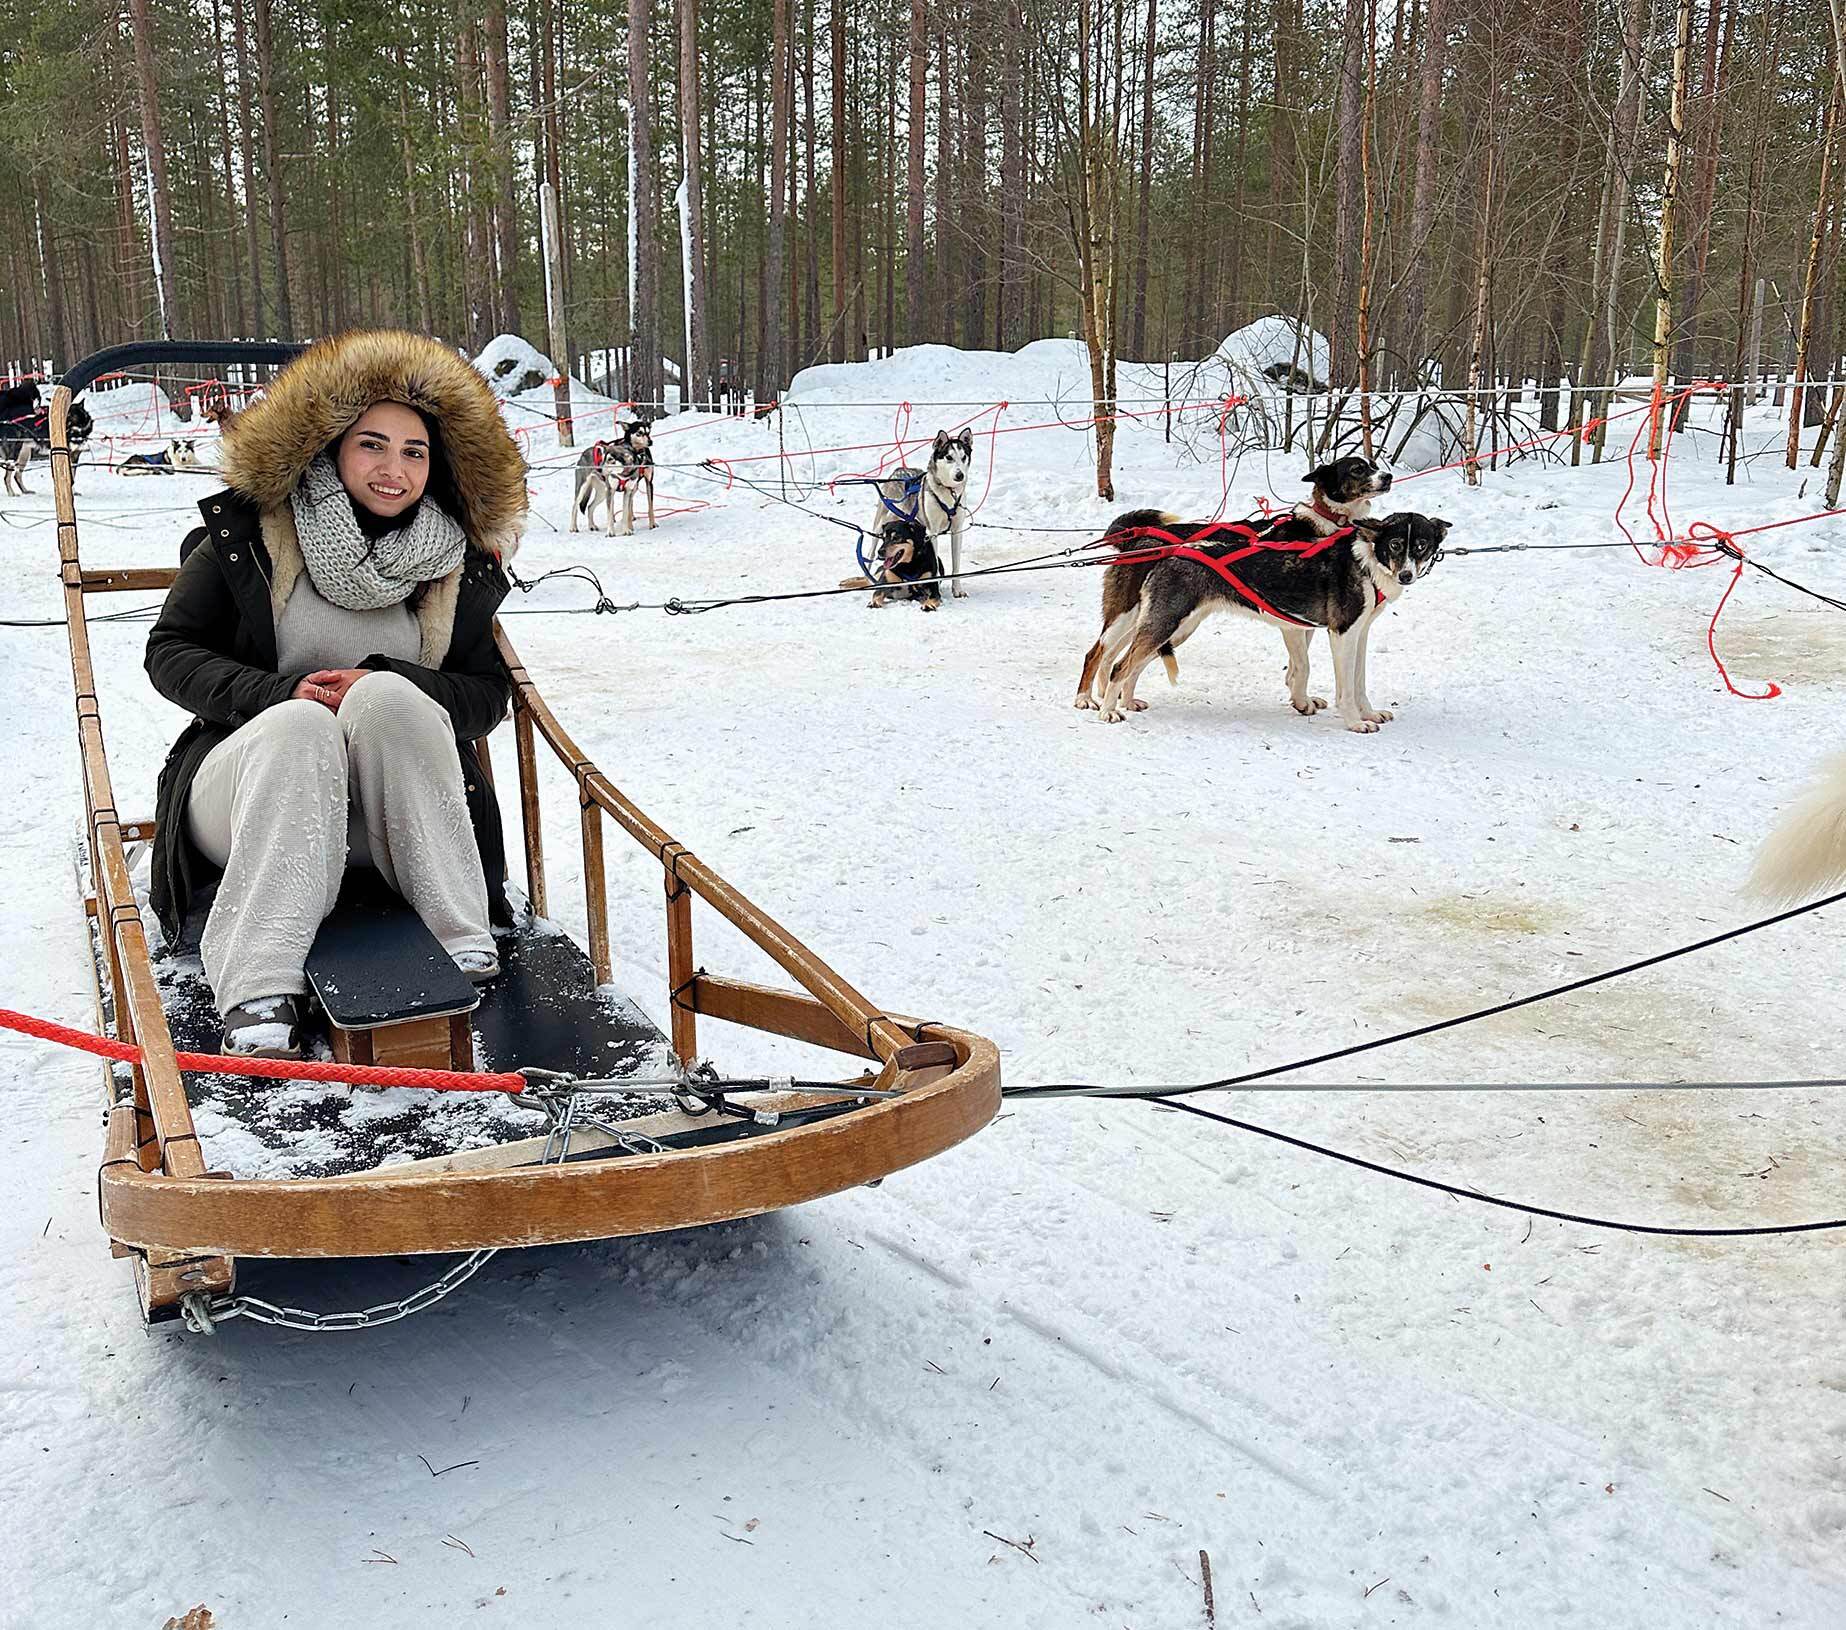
293,668,370,710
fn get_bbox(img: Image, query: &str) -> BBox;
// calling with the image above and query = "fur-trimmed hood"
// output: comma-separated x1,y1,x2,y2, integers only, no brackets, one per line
218,329,527,559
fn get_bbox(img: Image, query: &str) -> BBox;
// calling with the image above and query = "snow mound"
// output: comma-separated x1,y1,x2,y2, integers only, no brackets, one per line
1211,317,1330,393
474,333,556,398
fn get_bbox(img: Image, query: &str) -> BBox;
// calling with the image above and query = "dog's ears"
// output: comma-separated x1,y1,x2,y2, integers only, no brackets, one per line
1430,517,1453,539
1302,463,1330,485
955,428,974,452
933,429,951,453
1350,515,1384,536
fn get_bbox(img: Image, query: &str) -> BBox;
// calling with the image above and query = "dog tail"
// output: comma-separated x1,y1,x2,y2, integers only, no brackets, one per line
1104,508,1181,549
1159,644,1179,686
1747,753,1846,904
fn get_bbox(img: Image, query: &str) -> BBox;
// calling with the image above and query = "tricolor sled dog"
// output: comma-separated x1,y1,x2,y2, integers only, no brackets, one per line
1073,456,1450,732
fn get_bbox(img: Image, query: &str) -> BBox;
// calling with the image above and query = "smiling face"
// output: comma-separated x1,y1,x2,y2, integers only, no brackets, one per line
336,402,432,520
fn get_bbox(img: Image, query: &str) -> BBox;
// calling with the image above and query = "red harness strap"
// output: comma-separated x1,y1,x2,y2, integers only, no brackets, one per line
1109,520,1362,628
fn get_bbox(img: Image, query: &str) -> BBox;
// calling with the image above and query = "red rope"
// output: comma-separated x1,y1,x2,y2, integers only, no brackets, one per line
0,1006,527,1094
1685,523,1782,700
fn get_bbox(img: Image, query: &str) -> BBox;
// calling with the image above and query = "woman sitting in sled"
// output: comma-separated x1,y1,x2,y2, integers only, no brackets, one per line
145,330,527,1059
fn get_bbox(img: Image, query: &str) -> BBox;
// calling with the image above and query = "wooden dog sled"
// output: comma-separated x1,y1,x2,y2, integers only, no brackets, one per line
46,343,999,1326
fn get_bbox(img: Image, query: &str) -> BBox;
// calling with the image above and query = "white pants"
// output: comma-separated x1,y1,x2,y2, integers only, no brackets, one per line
186,671,494,1014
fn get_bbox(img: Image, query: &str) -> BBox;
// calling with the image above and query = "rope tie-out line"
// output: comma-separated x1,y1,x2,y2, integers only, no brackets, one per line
1004,885,1846,1102
1146,1098,1846,1238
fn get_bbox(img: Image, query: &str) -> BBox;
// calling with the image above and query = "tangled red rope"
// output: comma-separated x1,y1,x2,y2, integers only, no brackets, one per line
0,1006,527,1094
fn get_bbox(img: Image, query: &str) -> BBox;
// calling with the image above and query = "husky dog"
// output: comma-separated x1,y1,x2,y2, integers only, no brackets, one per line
1,384,93,496
868,428,974,599
1081,503,1448,733
571,420,656,534
1748,756,1846,904
119,439,200,475
1075,456,1402,723
867,517,944,610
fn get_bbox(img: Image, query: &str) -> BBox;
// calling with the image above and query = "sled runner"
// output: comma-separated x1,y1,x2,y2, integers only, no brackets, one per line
46,342,1000,1324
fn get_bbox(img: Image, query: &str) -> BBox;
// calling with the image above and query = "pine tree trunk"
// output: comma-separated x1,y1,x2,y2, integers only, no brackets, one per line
33,178,68,366
1650,0,1693,458
1405,0,1447,369
208,0,246,335
803,0,819,361
1225,6,1253,331
630,0,661,407
395,46,436,334
999,0,1025,348
963,11,988,348
1332,0,1366,385
1463,143,1495,484
108,99,144,335
679,0,710,405
254,0,293,337
486,0,522,334
935,20,954,328
1130,0,1155,359
228,0,265,334
767,0,790,390
1788,81,1841,467
126,0,181,337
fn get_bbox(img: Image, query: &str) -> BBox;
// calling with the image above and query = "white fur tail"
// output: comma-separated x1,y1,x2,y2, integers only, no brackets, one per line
1747,753,1846,903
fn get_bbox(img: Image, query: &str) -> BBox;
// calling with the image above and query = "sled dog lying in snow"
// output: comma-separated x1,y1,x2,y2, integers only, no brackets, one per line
1748,756,1846,904
1072,456,1449,732
867,517,944,610
119,439,200,475
867,428,973,599
571,419,656,534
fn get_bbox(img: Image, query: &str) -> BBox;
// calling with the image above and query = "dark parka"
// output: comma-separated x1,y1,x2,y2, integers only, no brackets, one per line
144,331,529,946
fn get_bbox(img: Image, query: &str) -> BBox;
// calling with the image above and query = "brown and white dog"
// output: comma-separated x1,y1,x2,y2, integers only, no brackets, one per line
1073,457,1449,732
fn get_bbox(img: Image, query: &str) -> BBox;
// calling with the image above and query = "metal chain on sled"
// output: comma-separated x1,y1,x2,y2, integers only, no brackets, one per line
176,1068,887,1335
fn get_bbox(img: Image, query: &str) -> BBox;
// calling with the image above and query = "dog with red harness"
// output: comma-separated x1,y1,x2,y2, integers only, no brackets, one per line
570,419,656,534
1074,458,1448,732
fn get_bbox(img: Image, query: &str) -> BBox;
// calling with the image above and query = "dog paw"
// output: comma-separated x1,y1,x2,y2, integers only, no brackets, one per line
1073,695,1098,710
1126,699,1149,712
922,600,939,612
1362,708,1394,724
1345,718,1381,734
951,586,969,599
1100,709,1126,724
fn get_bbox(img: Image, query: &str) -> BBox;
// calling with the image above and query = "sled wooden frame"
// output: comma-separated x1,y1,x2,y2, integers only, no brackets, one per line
46,348,999,1320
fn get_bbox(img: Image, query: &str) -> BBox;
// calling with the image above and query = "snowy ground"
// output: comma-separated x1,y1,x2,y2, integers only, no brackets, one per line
4,346,1846,1626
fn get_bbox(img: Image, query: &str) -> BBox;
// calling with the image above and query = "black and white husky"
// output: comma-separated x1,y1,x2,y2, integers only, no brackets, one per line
868,428,973,599
1074,458,1447,732
119,438,200,475
1,383,93,496
571,420,656,534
